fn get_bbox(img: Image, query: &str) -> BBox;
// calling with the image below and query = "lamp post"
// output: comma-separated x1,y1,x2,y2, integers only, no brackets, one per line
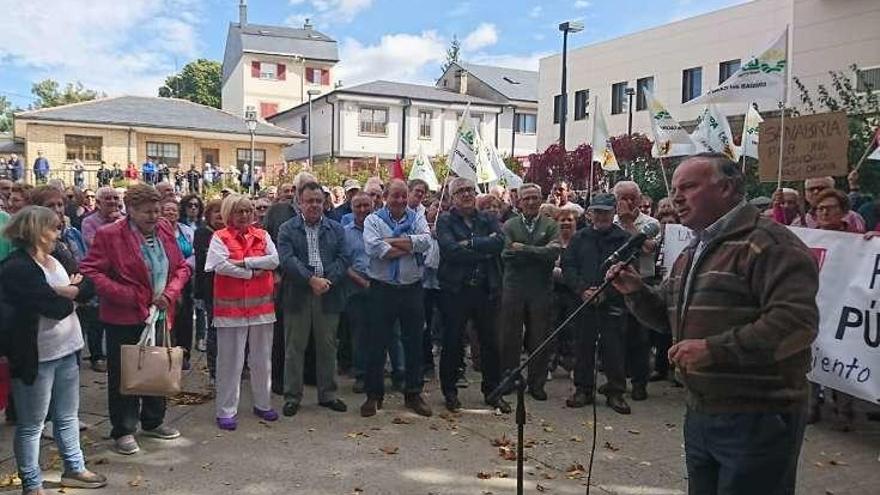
625,87,635,179
557,21,583,150
245,106,258,197
307,89,321,168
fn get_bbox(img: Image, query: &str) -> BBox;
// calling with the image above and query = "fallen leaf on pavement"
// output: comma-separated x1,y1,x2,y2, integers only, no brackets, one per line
380,445,399,455
491,435,511,447
498,446,517,461
829,459,848,466
628,429,641,435
392,416,412,425
128,475,142,487
477,472,492,479
603,441,619,452
570,436,583,443
566,463,585,479
536,483,547,492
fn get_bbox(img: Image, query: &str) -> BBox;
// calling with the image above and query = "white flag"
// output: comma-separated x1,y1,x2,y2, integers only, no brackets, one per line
740,106,764,160
869,146,880,161
486,141,524,189
685,28,788,106
409,147,440,191
474,132,498,184
447,106,479,182
645,90,697,158
592,99,620,171
690,105,740,162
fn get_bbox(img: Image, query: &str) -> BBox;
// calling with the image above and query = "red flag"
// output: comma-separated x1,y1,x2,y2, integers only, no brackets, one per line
874,126,880,145
390,156,405,180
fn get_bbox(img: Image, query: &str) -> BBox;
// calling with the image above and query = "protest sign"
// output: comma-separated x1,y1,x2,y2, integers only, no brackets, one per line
758,111,849,182
662,223,880,403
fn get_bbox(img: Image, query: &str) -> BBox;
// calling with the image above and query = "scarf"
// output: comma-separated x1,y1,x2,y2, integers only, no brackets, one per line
375,206,421,281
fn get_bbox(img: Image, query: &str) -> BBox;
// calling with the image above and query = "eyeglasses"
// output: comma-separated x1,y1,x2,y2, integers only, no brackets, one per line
187,202,199,208
806,186,828,194
256,206,268,211
815,203,841,213
453,188,476,197
86,194,96,199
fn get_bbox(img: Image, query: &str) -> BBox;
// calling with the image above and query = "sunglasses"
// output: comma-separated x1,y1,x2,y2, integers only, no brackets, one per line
187,202,200,207
256,205,268,211
86,194,96,198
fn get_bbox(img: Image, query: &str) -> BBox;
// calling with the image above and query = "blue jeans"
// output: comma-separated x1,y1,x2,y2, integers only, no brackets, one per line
13,353,86,491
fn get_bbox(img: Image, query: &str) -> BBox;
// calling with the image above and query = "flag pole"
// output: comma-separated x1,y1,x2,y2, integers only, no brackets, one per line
659,157,671,197
852,133,879,172
776,25,791,189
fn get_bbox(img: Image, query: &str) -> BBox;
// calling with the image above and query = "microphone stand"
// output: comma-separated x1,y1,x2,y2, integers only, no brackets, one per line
487,248,642,495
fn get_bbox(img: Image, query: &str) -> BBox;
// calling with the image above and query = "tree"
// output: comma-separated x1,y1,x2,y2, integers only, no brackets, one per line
0,96,15,133
31,79,103,109
441,36,461,74
158,59,222,108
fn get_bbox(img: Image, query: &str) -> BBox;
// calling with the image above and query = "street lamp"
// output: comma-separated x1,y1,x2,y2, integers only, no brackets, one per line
625,86,635,137
245,105,258,197
307,89,322,168
557,20,583,150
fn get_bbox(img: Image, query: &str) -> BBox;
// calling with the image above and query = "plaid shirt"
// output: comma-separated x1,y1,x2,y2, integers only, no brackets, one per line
303,215,324,277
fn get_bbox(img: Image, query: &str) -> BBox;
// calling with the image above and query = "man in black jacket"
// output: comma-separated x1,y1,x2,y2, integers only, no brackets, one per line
562,193,632,414
436,177,509,413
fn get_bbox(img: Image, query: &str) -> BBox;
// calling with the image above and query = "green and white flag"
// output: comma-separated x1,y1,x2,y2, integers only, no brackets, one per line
685,28,788,106
486,141,523,189
645,90,697,158
739,105,764,160
473,131,498,184
690,104,740,162
448,106,479,182
592,98,620,171
409,146,440,191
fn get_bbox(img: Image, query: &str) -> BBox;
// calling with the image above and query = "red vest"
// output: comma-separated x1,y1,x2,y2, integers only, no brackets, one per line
212,226,275,322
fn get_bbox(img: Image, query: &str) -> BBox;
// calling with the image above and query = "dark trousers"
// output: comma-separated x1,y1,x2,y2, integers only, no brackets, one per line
206,301,217,379
105,322,167,439
423,288,442,373
439,287,501,399
271,295,285,391
573,307,626,395
346,292,371,379
684,407,807,495
365,282,424,399
78,305,104,362
624,313,651,387
498,287,552,391
652,331,672,375
172,284,194,359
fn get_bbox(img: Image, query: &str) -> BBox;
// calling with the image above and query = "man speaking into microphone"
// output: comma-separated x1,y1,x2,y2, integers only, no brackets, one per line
607,153,819,495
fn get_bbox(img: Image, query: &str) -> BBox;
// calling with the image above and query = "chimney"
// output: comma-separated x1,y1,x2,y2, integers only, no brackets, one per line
239,0,247,26
303,18,313,30
458,69,468,95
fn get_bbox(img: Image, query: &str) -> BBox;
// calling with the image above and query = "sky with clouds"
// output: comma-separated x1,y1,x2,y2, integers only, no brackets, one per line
0,0,749,108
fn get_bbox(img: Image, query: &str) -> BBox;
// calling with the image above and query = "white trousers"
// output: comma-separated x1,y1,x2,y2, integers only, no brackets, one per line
215,323,273,419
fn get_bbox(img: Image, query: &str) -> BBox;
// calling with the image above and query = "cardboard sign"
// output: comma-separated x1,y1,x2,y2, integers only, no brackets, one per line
758,111,849,182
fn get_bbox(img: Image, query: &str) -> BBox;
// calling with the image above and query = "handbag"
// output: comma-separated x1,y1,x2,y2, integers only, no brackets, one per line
120,306,184,397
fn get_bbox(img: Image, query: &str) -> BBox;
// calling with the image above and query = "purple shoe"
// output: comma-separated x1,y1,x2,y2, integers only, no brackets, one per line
216,417,237,431
253,407,279,422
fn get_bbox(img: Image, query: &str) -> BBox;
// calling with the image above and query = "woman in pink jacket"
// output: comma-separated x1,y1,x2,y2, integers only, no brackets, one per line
80,183,191,456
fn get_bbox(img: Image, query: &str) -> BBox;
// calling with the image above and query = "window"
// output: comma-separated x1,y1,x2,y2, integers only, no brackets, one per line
553,94,563,124
514,113,537,134
857,67,880,92
300,115,308,134
145,141,180,167
306,67,330,85
359,107,388,135
719,59,741,84
456,112,483,130
237,149,266,169
65,135,102,162
260,102,278,119
418,110,432,139
250,62,286,81
611,82,627,115
636,77,654,111
574,89,590,120
682,67,703,103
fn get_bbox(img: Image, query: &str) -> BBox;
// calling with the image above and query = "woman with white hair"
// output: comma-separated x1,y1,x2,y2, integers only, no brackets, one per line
205,194,279,430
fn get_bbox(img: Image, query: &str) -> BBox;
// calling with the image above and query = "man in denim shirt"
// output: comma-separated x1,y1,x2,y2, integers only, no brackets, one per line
342,192,374,393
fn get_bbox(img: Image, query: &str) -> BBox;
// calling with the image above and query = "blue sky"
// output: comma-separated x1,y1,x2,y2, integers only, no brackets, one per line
0,0,748,108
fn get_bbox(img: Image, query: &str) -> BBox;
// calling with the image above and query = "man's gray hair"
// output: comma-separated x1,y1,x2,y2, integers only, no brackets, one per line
613,180,641,197
690,152,745,199
449,176,475,194
293,171,317,192
518,183,542,196
96,186,116,199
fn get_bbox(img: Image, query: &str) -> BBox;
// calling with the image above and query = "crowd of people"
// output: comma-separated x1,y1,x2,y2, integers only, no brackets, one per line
0,152,876,494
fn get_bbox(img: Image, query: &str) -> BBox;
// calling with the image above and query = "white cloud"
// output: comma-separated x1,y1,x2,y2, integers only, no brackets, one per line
0,0,202,96
335,31,446,86
529,6,543,18
461,23,499,52
574,0,591,8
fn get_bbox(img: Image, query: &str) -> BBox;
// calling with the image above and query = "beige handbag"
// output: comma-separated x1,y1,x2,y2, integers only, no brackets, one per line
120,306,184,397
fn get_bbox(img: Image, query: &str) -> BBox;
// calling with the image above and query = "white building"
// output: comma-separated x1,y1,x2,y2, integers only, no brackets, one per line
221,1,339,119
269,63,539,163
537,0,880,151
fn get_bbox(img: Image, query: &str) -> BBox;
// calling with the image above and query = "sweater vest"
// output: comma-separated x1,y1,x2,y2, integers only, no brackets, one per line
213,227,275,322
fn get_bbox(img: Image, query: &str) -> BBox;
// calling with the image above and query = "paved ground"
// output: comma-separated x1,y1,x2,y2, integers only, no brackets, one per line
0,351,878,495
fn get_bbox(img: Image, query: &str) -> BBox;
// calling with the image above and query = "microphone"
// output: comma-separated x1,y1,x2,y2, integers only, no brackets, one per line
602,222,660,269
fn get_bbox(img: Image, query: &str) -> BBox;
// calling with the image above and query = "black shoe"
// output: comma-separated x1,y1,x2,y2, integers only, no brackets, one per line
319,399,348,412
606,394,631,415
566,390,593,408
360,398,382,417
282,402,299,417
597,383,609,395
648,371,668,382
528,387,548,401
487,397,512,414
444,395,462,412
631,384,648,401
404,394,433,417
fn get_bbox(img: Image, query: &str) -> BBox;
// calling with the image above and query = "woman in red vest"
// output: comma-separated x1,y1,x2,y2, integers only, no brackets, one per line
205,194,279,430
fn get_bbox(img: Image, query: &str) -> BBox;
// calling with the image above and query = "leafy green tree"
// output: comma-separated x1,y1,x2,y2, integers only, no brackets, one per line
158,59,222,108
441,36,461,75
31,79,103,109
0,96,16,132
